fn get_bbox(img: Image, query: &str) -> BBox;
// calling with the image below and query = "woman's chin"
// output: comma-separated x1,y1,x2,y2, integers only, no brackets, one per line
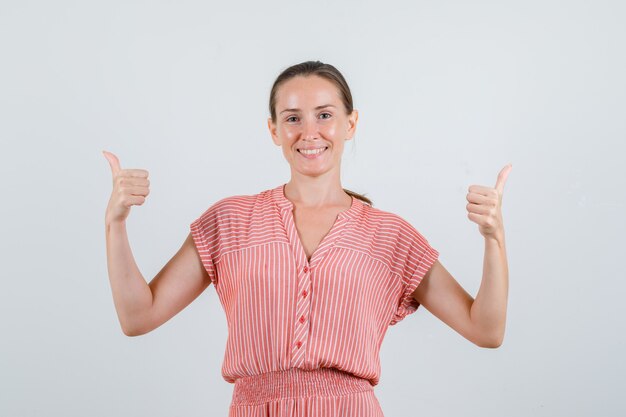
292,163,338,178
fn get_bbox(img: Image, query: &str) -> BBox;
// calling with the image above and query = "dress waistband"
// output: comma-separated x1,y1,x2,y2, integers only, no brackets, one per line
231,367,374,406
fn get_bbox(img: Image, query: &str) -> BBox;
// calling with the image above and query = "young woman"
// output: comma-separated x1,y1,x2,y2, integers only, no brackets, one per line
103,60,511,416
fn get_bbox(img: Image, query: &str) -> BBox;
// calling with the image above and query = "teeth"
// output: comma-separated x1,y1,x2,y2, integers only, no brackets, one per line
299,147,326,155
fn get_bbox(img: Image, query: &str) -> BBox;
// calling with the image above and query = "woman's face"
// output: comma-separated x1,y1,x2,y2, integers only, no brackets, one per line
268,75,358,179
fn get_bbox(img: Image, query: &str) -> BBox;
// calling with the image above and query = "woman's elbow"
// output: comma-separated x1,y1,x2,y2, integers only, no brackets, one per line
475,333,504,348
121,322,150,337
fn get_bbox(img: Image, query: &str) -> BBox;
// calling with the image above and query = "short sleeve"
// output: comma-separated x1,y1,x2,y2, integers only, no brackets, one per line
389,224,439,326
190,205,219,286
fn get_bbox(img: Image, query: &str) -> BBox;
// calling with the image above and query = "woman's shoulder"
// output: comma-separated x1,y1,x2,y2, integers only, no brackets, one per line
358,202,413,228
355,202,432,245
196,185,278,217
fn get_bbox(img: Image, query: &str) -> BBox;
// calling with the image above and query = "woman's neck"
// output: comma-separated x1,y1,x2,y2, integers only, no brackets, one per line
284,179,351,209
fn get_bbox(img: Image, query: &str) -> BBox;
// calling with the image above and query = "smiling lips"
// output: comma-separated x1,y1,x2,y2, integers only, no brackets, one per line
298,146,328,159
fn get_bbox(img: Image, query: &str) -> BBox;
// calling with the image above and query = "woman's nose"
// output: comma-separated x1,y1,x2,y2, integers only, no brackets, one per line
301,117,319,139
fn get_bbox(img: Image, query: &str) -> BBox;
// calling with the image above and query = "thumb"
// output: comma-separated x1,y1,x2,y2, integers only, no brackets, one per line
102,150,121,178
495,163,512,194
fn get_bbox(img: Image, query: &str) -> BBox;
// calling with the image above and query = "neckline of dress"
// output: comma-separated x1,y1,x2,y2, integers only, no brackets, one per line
271,183,362,221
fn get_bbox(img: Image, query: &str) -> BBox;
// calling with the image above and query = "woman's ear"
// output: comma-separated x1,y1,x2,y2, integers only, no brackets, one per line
347,109,358,139
267,117,280,146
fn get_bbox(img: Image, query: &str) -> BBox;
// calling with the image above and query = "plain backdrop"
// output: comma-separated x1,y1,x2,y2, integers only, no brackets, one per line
1,0,624,416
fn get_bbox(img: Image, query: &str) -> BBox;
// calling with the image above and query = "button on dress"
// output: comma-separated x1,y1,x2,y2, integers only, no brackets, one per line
190,184,439,416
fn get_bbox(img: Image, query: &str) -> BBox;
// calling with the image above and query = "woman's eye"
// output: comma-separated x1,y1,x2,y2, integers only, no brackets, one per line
286,113,330,123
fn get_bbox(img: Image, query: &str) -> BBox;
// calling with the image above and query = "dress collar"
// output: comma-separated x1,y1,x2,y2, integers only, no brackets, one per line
270,183,364,221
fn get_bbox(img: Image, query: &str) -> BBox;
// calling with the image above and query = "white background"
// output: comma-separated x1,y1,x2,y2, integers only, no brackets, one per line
1,0,624,416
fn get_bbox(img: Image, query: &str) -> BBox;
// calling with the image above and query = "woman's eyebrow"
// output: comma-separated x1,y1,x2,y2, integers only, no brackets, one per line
280,104,336,114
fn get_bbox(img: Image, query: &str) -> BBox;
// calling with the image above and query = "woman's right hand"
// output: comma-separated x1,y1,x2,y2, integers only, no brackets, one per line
103,150,150,224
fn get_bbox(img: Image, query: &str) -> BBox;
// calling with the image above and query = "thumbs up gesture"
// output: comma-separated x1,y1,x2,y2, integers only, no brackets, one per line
102,150,151,224
466,164,512,241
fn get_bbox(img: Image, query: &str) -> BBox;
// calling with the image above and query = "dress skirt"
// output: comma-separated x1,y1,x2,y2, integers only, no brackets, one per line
229,367,385,417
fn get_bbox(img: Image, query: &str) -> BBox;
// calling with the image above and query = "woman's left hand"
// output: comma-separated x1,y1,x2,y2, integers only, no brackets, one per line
466,164,512,241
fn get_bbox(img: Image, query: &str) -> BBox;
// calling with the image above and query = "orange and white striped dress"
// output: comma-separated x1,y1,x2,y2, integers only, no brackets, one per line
190,183,439,417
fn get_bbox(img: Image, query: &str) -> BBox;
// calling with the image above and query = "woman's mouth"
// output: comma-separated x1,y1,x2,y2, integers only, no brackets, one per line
297,146,328,159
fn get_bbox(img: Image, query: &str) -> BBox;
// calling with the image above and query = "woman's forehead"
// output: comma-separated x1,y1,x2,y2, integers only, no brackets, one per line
277,76,341,109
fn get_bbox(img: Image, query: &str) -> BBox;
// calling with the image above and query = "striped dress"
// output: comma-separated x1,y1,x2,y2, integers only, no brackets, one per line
190,183,439,416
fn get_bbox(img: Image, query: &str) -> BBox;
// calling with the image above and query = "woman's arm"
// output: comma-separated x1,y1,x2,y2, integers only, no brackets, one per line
412,164,512,348
471,235,508,346
103,151,211,337
105,224,212,337
411,236,508,348
412,238,509,348
105,219,154,336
